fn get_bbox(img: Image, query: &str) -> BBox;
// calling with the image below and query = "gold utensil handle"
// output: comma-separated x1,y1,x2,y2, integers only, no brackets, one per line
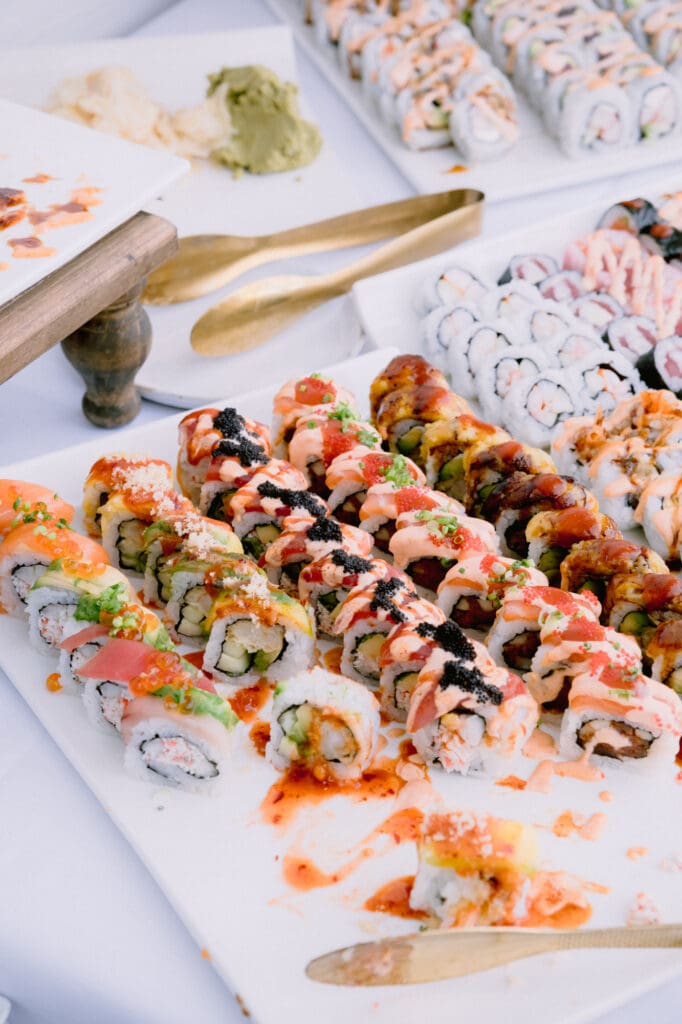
306,924,682,987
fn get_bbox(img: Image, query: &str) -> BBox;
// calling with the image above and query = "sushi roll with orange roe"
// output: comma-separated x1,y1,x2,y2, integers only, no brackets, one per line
82,455,173,536
0,480,74,541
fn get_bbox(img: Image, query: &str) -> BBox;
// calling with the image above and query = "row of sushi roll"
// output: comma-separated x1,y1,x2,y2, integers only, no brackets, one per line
417,191,682,446
303,0,520,161
595,0,682,80
472,0,682,153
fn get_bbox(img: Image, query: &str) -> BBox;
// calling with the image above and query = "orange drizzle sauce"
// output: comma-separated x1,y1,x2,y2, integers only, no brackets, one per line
22,173,55,184
599,790,613,803
364,875,426,919
496,774,527,790
200,947,211,961
249,721,270,757
8,236,56,258
46,672,62,693
230,680,271,723
551,811,607,841
283,847,373,891
523,728,557,759
322,647,343,674
626,847,648,860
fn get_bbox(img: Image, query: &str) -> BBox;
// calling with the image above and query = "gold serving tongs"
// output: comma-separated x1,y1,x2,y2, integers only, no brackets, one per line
189,187,483,356
144,187,482,306
306,923,682,986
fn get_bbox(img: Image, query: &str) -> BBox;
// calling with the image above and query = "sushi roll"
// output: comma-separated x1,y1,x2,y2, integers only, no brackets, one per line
359,483,463,552
447,320,519,401
333,574,434,686
224,460,310,540
572,350,642,415
120,647,238,792
560,537,669,601
163,552,265,644
370,354,449,422
0,522,108,617
647,620,682,695
570,291,626,331
605,316,656,365
448,69,519,162
198,436,273,523
99,488,194,574
414,263,490,317
503,369,583,448
0,480,74,541
375,383,468,461
634,473,682,561
585,436,681,532
526,616,642,708
550,413,610,483
82,455,173,537
26,561,135,655
478,346,551,425
267,666,380,781
538,269,585,303
597,197,658,234
559,662,682,767
636,335,682,396
406,644,538,775
421,302,481,373
203,574,315,686
497,253,558,286
486,585,602,673
548,329,608,370
525,508,621,583
325,450,425,525
603,572,682,651
142,513,242,606
481,472,598,559
177,407,271,506
298,550,395,639
420,415,510,500
76,635,172,734
389,506,500,592
287,408,381,494
483,280,542,322
231,481,328,561
271,373,357,457
463,440,556,518
264,514,373,593
437,552,548,629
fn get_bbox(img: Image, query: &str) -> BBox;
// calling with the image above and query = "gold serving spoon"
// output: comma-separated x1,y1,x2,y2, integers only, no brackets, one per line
143,188,482,305
190,188,483,356
306,924,682,986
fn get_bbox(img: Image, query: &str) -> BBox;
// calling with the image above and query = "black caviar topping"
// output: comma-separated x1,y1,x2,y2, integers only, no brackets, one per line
438,658,502,705
369,576,414,623
330,549,374,574
213,407,247,438
212,437,269,467
416,619,475,661
257,481,326,516
306,516,343,543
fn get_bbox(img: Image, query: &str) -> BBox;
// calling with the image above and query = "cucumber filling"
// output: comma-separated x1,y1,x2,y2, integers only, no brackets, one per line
618,610,652,638
116,518,147,572
178,586,214,638
216,618,285,677
242,523,281,561
537,546,564,576
394,670,420,712
351,632,385,680
206,490,234,522
396,424,423,456
277,703,358,765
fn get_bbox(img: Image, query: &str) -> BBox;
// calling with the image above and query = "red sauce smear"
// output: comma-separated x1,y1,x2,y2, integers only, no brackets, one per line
261,756,406,828
626,847,648,860
22,173,55,184
496,774,527,790
249,721,270,757
46,672,62,693
524,902,592,929
551,810,607,841
365,875,427,919
230,680,271,723
322,647,343,674
183,650,205,669
8,236,56,258
374,807,424,844
283,848,373,891
0,209,25,232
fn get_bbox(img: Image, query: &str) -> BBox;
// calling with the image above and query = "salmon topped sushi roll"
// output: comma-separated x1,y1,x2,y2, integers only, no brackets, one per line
82,455,174,536
360,483,463,551
287,405,381,494
0,480,74,540
325,450,425,525
272,373,357,457
264,514,373,594
437,552,548,630
406,644,537,775
177,406,271,505
389,507,499,593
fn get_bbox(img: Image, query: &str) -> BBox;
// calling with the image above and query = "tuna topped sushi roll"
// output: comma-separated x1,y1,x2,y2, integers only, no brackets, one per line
389,507,500,592
298,550,394,639
177,406,271,506
287,406,381,494
272,373,357,457
0,522,108,617
82,455,173,537
264,514,373,593
406,643,538,775
267,666,380,782
560,538,669,602
525,508,621,584
0,480,74,541
437,552,548,630
325,450,425,525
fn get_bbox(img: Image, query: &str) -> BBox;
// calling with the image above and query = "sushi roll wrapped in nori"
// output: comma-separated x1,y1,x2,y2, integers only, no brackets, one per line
447,320,519,402
560,537,669,601
605,316,656,365
360,483,463,552
572,350,642,415
559,661,682,767
82,455,173,537
325,450,425,525
406,643,538,775
177,407,271,506
448,68,519,162
264,513,373,593
636,335,682,397
503,369,583,449
437,552,548,629
375,382,467,462
525,508,621,583
497,253,558,286
77,635,173,734
231,480,327,561
267,666,380,781
634,472,682,561
414,266,488,318
142,512,242,606
422,302,480,373
389,506,500,592
272,373,357,457
163,552,265,644
586,436,682,532
0,480,74,541
287,406,381,494
420,415,509,500
603,572,682,652
197,432,272,523
463,440,556,518
478,346,552,425
597,197,658,234
647,619,682,695
0,522,108,617
99,488,193,574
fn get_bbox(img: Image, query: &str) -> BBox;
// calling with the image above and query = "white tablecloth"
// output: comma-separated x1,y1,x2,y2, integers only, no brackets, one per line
1,2,681,1022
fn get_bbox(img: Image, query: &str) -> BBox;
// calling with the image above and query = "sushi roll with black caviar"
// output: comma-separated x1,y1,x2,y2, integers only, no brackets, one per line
264,514,373,594
267,666,380,782
462,440,556,517
230,479,327,562
197,431,273,524
406,643,537,775
298,551,395,639
480,472,598,559
325,450,424,525
389,506,499,593
82,455,173,537
437,552,548,630
271,373,357,457
177,407,271,506
420,415,510,500
525,508,621,583
377,614,463,723
559,538,669,602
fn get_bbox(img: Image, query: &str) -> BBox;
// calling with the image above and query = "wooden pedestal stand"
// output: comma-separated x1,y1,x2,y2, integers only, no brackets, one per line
0,212,177,428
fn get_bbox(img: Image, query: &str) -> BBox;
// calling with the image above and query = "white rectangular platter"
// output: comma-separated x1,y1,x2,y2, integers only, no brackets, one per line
0,99,187,306
1,348,682,1024
0,28,363,407
266,0,682,203
353,175,682,353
